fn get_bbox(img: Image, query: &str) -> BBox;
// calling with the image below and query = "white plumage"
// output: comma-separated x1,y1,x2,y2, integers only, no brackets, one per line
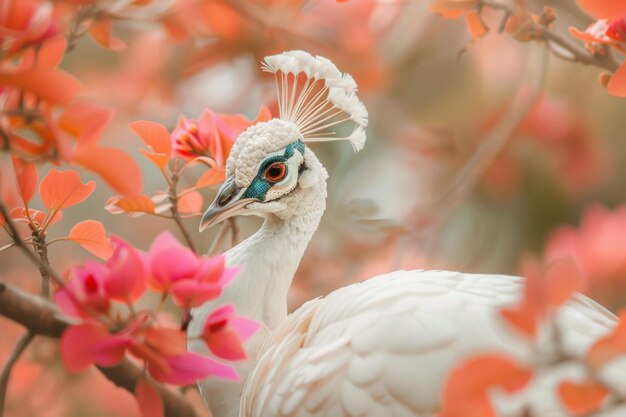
189,51,622,417
241,271,618,417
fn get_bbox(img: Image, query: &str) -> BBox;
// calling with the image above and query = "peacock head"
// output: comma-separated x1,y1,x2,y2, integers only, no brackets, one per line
199,51,367,231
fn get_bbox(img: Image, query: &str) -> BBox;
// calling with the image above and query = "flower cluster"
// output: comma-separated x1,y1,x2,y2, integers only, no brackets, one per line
56,232,259,385
171,107,271,163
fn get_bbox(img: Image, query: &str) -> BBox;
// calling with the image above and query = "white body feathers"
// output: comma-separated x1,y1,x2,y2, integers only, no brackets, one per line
240,271,619,417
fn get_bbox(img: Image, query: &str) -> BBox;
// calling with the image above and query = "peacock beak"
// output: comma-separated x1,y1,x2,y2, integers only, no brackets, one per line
199,177,256,232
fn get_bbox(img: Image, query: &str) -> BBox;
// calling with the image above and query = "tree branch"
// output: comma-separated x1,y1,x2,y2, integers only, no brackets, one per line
480,0,620,73
0,203,64,288
0,281,201,417
168,170,198,254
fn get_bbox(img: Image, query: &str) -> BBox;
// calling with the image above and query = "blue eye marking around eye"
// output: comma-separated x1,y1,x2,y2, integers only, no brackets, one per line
242,140,305,202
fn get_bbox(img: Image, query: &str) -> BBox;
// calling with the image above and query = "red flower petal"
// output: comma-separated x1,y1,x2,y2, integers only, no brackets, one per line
104,236,148,301
147,352,238,385
61,324,130,372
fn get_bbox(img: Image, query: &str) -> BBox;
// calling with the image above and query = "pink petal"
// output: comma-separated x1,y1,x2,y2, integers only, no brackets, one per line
56,262,111,318
207,329,247,361
170,280,222,308
135,378,164,417
105,236,148,301
61,324,130,373
231,316,261,342
148,352,238,385
149,232,198,287
204,304,235,329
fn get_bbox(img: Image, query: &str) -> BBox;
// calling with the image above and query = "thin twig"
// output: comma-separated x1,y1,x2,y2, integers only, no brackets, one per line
168,172,198,254
31,232,52,298
0,331,35,417
0,203,64,288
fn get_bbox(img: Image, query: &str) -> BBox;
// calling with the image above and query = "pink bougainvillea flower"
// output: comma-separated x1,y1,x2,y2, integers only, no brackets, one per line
148,231,239,307
56,236,147,317
61,313,238,384
55,262,111,319
543,204,626,307
171,106,271,164
144,351,239,385
148,231,201,289
61,323,132,372
104,236,148,302
201,304,260,361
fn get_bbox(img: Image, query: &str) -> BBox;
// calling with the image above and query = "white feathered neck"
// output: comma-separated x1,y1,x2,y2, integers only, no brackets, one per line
190,148,327,417
222,147,327,328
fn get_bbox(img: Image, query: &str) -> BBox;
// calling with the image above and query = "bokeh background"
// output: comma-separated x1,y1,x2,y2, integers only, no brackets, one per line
2,0,626,415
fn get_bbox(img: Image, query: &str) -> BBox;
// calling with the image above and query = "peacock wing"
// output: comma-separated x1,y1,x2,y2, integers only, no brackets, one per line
240,270,618,417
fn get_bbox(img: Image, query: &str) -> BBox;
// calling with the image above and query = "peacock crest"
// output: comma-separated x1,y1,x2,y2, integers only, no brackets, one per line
261,50,368,152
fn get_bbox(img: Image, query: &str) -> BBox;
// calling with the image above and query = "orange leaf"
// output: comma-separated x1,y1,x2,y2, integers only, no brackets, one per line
195,168,225,189
0,67,81,105
440,354,532,417
587,310,626,370
178,190,203,214
59,101,114,144
39,169,95,210
499,300,538,338
37,36,67,69
558,379,608,415
135,378,164,417
465,10,488,40
88,19,127,52
608,63,626,98
105,195,155,215
430,0,477,19
130,121,172,170
545,257,583,307
68,220,114,259
10,207,63,227
11,157,37,205
576,0,626,19
71,145,143,197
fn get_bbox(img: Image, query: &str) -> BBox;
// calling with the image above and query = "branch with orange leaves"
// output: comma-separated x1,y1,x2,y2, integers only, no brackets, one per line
432,0,620,73
0,280,201,417
479,0,620,73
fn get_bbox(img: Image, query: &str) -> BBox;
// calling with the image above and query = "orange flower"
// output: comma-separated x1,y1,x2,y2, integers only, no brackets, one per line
570,17,626,54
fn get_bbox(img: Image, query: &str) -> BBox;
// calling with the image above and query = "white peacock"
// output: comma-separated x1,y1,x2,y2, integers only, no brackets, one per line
187,50,622,417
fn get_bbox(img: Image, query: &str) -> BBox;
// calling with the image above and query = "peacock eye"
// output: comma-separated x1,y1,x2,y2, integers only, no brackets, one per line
264,162,287,182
